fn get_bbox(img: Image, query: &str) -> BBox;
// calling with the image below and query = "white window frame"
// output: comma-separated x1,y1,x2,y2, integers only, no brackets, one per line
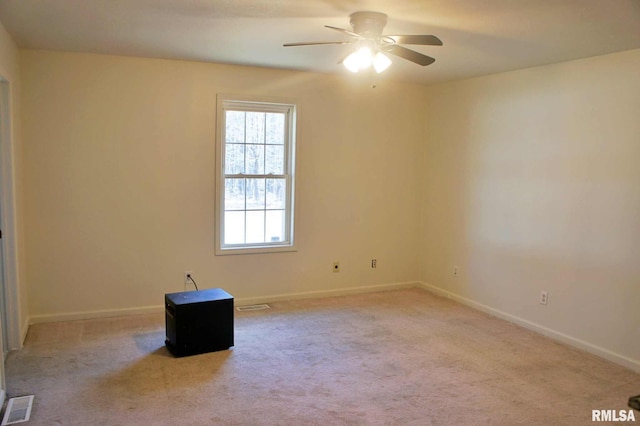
215,94,297,255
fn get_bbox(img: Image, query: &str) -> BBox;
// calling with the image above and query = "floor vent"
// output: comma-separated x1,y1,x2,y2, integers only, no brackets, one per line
236,304,271,312
2,395,34,425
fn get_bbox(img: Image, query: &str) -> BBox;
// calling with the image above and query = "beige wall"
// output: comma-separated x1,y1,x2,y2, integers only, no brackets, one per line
421,49,640,369
21,50,425,320
17,45,640,370
0,21,28,344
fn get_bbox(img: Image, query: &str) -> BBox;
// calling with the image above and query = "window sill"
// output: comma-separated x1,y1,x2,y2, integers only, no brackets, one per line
215,244,297,256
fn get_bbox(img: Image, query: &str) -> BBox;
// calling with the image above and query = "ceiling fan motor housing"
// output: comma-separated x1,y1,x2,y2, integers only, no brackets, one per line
350,11,388,38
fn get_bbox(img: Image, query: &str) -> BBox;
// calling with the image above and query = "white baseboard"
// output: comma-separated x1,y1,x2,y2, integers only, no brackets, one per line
26,281,419,325
234,281,419,307
418,281,640,374
28,304,164,325
33,281,635,373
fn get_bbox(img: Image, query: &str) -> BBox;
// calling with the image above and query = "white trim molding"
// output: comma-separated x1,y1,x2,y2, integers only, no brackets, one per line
28,281,419,324
233,281,418,307
0,78,22,351
28,305,164,325
418,281,640,374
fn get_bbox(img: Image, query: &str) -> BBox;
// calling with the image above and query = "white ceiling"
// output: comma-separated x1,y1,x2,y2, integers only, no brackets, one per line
1,0,640,85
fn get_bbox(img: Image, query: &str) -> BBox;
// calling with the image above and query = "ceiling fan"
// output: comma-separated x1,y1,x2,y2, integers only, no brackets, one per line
283,11,442,74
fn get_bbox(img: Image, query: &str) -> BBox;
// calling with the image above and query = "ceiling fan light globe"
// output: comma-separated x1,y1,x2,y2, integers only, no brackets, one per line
343,47,374,73
343,51,361,72
373,52,392,73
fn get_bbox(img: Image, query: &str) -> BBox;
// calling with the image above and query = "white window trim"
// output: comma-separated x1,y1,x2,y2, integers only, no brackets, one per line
215,94,298,255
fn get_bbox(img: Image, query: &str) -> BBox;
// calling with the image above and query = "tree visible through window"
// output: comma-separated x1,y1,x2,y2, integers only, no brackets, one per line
216,96,296,254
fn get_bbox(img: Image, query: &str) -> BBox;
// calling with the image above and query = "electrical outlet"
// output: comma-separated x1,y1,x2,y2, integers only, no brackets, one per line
453,265,459,276
184,271,193,289
371,259,377,268
332,262,340,273
539,291,548,305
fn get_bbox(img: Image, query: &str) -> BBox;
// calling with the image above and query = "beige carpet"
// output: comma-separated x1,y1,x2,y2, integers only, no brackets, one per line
4,287,639,425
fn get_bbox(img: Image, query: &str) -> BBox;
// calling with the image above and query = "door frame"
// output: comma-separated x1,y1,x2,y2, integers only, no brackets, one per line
0,76,23,352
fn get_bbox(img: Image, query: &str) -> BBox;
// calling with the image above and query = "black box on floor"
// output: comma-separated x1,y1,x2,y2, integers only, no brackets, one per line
165,288,234,357
630,394,640,411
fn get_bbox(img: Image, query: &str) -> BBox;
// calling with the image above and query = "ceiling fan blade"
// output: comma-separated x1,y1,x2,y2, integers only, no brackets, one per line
386,35,443,46
324,25,362,39
283,41,353,47
385,45,436,66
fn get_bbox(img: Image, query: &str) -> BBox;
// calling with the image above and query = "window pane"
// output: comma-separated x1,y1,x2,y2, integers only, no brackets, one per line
246,112,265,144
225,179,245,210
246,211,265,244
224,211,245,244
246,178,265,209
266,178,286,209
245,144,265,174
226,111,245,143
265,113,285,145
265,145,284,174
225,144,245,174
266,210,285,242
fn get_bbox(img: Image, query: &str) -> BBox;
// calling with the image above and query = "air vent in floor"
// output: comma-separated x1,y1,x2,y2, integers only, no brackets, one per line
236,304,271,312
2,395,34,425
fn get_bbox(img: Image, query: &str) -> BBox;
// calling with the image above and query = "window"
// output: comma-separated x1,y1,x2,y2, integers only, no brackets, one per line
215,95,297,255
